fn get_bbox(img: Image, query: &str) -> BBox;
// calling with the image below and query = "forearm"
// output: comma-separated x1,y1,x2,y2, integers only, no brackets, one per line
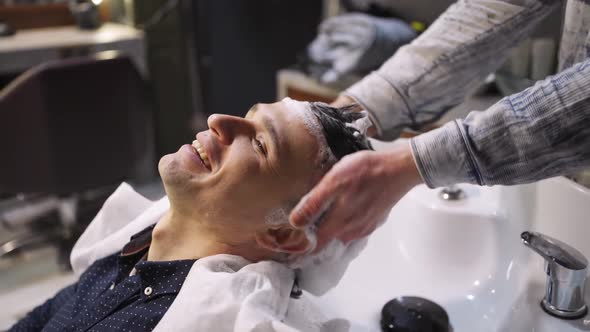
411,59,590,188
345,0,559,140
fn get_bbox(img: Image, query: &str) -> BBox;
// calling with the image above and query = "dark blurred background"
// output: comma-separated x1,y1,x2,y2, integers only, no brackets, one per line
135,0,323,157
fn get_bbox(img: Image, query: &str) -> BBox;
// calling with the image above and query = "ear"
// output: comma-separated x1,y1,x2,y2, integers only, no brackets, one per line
255,225,311,254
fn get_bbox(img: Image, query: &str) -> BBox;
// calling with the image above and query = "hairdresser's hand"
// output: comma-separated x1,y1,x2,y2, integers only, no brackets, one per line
289,143,423,251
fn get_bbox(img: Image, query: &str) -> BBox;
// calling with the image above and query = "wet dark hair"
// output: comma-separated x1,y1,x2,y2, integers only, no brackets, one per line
274,102,374,217
309,102,373,162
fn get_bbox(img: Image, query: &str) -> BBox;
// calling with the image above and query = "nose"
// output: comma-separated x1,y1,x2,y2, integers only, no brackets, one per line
207,114,253,145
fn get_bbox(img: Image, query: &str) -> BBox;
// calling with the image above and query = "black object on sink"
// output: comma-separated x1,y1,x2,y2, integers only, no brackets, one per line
381,296,451,332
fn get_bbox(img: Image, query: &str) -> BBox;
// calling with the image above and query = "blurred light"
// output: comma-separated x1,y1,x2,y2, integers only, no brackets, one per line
95,50,120,60
467,294,475,301
506,261,514,280
92,0,103,5
473,280,480,286
410,21,426,33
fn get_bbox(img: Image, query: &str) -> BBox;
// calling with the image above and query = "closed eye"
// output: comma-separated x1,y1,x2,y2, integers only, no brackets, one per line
254,138,267,156
245,103,278,161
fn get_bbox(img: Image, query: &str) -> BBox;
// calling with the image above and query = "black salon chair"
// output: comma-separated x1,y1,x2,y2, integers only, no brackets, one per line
0,53,154,195
0,54,155,265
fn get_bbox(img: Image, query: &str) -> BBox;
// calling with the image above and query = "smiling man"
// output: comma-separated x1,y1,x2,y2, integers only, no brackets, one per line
9,98,376,332
151,99,327,263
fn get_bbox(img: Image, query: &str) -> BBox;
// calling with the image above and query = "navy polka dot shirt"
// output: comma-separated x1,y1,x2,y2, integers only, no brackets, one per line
9,225,196,332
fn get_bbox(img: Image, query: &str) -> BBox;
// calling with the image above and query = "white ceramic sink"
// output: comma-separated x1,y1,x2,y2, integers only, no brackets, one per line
312,177,590,331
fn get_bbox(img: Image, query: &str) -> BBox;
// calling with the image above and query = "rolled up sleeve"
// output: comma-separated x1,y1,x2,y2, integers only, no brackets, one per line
412,58,590,188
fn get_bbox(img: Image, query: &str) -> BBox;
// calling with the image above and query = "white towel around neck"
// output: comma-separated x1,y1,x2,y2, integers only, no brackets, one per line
69,183,354,332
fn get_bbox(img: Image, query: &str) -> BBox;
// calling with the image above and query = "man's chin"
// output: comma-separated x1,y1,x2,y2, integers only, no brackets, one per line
159,155,194,189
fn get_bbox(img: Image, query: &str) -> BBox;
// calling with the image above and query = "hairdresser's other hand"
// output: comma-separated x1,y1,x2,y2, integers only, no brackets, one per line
289,143,423,251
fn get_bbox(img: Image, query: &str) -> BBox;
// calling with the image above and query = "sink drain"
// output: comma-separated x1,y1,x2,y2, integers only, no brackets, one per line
381,296,451,332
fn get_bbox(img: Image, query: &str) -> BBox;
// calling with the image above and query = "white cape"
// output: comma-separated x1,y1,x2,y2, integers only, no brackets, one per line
70,183,351,332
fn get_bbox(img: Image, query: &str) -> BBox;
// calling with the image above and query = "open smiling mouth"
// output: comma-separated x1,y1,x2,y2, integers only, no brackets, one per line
191,140,211,169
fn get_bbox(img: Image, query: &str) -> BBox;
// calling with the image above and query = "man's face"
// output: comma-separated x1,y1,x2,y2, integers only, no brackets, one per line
158,100,320,240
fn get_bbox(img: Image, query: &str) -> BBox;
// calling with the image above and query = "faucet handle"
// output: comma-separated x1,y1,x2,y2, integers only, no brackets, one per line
521,231,588,319
521,231,588,271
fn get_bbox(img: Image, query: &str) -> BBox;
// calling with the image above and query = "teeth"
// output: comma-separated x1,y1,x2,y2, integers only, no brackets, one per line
191,140,211,168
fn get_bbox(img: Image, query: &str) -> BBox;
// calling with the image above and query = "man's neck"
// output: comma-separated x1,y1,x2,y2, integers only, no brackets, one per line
147,211,271,262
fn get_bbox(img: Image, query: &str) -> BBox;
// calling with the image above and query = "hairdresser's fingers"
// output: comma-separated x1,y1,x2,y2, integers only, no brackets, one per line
318,146,423,251
313,201,351,251
339,230,362,246
296,144,424,252
339,220,372,243
290,152,362,230
316,202,375,250
339,212,385,244
305,152,375,249
289,175,341,229
314,185,374,248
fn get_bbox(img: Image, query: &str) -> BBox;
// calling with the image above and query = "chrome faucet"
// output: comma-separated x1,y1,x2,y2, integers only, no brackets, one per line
521,231,588,319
